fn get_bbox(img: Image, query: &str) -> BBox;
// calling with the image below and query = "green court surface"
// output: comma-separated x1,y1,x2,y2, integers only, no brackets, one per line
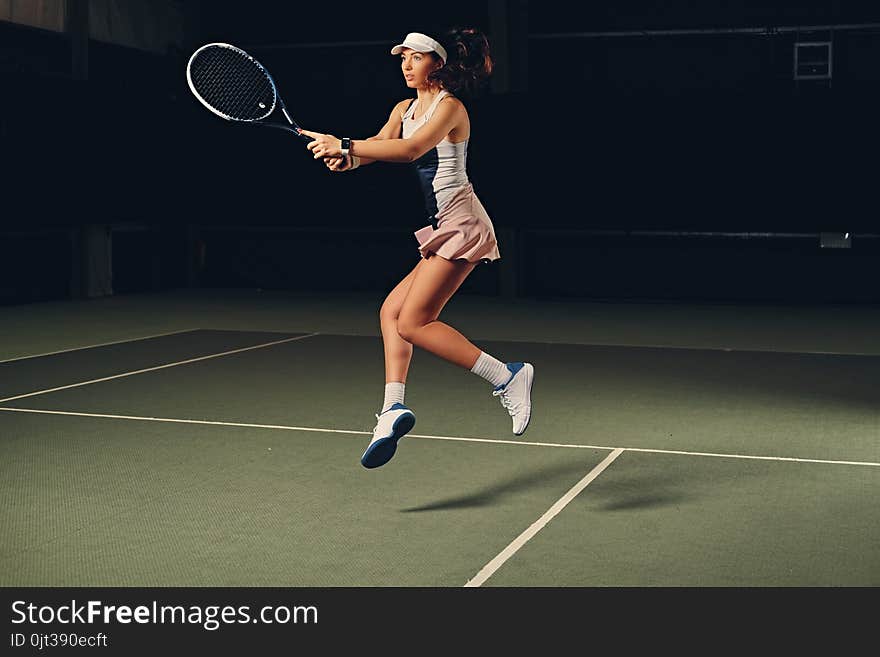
1,293,878,586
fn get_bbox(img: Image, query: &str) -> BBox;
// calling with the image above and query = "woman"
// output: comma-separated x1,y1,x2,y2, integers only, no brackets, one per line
300,28,534,469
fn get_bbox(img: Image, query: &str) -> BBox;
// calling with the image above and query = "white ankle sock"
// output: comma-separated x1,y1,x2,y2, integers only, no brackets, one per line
470,352,511,387
382,382,406,413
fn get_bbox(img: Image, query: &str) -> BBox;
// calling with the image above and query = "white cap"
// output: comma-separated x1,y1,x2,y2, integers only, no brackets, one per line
390,32,447,64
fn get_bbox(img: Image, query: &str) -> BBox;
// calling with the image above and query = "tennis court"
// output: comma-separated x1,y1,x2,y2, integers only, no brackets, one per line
2,289,877,587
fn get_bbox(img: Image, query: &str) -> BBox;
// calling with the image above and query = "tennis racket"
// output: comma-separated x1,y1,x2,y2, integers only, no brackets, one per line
186,42,311,142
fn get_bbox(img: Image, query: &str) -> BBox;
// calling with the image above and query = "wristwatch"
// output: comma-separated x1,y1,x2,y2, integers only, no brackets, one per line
340,137,351,157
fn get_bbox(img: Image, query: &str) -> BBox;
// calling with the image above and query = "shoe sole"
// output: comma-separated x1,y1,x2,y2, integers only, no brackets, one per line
513,364,534,436
360,412,416,469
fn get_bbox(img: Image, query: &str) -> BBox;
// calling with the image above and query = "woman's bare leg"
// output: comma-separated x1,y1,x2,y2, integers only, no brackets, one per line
396,254,480,369
378,258,425,384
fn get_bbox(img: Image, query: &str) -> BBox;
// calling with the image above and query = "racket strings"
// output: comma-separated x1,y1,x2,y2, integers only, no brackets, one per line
190,46,275,121
204,50,271,119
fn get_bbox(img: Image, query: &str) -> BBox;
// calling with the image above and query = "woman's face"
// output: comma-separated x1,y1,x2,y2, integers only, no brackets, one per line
400,48,441,88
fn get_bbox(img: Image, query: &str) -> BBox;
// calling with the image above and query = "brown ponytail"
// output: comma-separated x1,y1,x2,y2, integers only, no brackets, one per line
428,27,493,97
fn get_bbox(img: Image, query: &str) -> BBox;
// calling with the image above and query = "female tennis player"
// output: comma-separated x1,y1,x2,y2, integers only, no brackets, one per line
300,28,534,469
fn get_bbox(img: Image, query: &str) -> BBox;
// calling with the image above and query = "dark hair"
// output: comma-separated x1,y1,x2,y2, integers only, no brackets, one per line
427,27,493,96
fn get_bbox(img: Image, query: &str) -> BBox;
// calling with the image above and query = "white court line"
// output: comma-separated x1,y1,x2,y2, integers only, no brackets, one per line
417,436,880,468
0,328,201,364
1,406,877,468
0,333,320,404
464,448,626,587
622,446,880,467
0,407,366,435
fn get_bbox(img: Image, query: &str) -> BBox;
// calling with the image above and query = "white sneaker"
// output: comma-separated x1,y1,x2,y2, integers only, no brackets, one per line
492,362,534,436
360,403,416,469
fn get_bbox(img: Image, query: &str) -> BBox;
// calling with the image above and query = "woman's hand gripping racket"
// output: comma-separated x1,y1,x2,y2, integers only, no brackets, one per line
186,42,311,143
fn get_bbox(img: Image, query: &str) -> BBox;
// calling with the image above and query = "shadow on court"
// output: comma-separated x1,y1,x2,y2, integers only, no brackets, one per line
588,458,772,512
591,470,696,512
399,457,702,513
402,452,777,514
400,459,594,512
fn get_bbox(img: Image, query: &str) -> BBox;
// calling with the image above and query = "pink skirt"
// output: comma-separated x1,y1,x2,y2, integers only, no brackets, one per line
413,183,501,263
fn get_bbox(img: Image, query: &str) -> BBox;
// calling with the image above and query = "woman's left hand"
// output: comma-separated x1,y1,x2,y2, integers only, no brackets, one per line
299,129,342,159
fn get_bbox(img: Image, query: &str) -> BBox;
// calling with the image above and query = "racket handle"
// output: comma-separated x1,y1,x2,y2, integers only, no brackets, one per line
278,104,310,141
251,122,314,140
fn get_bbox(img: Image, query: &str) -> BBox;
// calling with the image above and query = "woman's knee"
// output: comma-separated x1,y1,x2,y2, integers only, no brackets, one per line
379,260,423,326
396,314,424,343
379,296,401,326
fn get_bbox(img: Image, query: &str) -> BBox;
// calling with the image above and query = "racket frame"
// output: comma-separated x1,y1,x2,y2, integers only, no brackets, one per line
186,42,311,142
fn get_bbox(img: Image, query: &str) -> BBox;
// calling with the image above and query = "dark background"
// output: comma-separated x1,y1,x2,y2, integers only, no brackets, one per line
2,1,879,305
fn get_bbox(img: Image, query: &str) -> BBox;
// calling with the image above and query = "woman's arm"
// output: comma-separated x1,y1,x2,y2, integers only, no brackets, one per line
323,99,412,171
357,99,411,165
304,97,463,165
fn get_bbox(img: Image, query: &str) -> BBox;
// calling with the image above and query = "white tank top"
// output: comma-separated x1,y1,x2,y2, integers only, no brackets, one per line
401,90,470,220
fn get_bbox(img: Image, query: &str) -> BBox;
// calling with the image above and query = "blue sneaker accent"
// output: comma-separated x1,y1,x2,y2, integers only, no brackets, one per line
361,405,416,469
493,362,525,392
